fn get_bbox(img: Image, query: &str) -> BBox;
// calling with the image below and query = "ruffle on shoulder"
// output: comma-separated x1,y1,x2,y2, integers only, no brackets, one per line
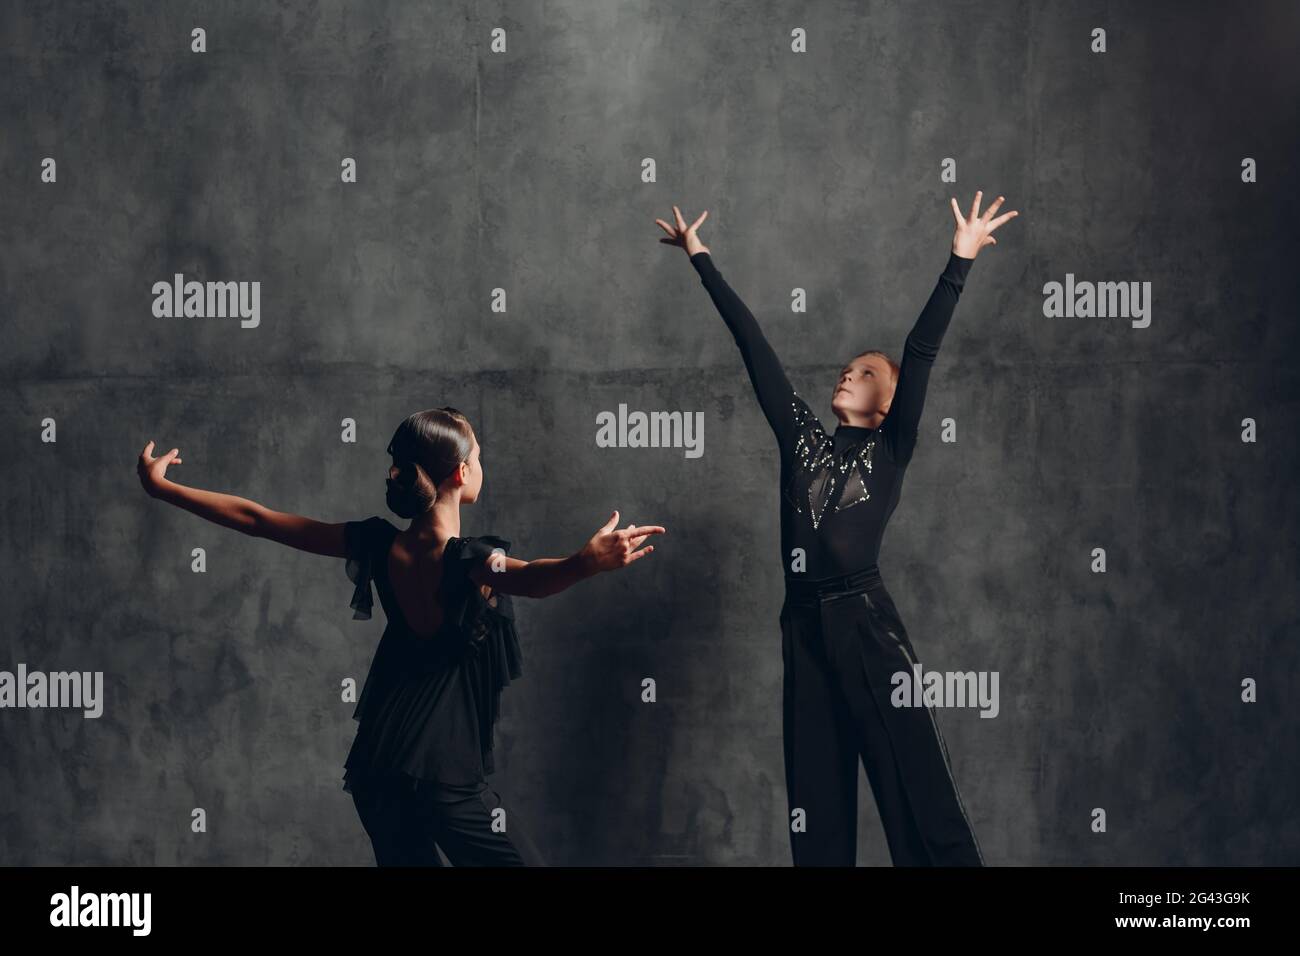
344,518,380,621
449,534,524,773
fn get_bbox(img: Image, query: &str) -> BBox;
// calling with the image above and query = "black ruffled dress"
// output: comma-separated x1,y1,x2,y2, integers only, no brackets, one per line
339,516,524,795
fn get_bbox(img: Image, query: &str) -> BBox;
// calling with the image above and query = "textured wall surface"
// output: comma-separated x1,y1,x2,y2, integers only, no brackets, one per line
1,0,1297,866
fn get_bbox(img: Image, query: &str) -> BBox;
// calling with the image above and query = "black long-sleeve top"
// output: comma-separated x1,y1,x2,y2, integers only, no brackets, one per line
690,250,974,581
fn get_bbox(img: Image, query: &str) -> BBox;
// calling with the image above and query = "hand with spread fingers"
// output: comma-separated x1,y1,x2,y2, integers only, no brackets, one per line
950,190,1019,259
579,510,666,573
655,205,711,258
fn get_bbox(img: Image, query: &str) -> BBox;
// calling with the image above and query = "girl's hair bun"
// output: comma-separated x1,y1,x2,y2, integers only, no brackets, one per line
383,407,474,518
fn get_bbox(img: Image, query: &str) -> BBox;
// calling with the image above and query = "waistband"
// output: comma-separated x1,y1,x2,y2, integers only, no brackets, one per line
783,565,883,604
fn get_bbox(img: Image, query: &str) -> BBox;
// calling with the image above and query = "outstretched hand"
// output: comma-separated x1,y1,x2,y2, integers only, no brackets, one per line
579,510,665,573
951,190,1019,259
655,205,710,257
137,440,182,497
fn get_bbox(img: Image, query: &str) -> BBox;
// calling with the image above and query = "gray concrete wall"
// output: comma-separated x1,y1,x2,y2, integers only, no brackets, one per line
1,0,1297,865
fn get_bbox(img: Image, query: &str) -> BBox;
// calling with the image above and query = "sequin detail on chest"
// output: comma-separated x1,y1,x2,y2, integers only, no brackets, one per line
785,396,877,530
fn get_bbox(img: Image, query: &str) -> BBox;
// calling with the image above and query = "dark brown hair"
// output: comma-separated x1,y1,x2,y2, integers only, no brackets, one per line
384,407,475,518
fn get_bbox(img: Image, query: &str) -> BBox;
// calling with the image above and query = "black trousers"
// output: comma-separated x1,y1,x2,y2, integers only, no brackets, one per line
780,567,985,866
350,774,544,866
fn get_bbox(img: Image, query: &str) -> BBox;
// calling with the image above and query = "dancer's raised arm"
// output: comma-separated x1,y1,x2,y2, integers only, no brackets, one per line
880,191,1017,464
656,204,798,450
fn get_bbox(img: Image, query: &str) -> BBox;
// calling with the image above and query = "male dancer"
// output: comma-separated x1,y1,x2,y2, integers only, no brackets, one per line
655,193,1017,865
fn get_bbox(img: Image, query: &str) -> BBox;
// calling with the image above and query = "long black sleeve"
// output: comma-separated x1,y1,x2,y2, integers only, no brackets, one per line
881,251,974,463
690,251,797,447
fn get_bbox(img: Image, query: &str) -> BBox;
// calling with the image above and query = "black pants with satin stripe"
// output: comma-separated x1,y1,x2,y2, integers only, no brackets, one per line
350,774,545,867
780,573,985,866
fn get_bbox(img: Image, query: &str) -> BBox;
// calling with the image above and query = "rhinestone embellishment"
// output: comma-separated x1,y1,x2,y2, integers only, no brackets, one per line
785,395,876,529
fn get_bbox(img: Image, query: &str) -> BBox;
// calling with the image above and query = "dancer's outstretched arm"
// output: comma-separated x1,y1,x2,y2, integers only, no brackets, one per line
137,440,350,555
467,509,664,599
881,191,1018,464
656,204,798,450
137,443,665,598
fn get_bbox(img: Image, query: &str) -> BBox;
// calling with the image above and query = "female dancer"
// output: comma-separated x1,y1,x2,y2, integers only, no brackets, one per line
136,406,665,866
655,192,1017,866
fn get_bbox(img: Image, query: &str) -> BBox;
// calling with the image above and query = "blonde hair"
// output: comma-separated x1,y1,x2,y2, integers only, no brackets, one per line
857,350,899,387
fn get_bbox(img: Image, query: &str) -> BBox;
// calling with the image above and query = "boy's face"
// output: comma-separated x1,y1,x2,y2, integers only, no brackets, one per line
831,352,895,421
